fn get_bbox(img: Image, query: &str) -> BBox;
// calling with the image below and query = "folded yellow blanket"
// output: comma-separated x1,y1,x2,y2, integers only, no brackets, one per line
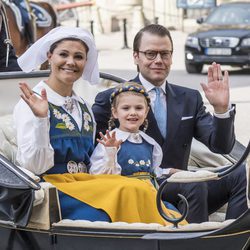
43,173,187,226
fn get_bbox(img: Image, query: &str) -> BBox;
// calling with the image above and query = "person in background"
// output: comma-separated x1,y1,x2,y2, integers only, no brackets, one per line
92,24,248,223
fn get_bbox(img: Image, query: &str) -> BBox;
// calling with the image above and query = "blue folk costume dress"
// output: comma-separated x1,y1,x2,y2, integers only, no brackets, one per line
117,138,159,187
90,128,187,225
90,128,164,178
118,138,179,211
43,98,110,221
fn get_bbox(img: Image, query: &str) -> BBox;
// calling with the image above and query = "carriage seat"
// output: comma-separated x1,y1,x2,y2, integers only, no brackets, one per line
0,114,61,230
0,114,18,164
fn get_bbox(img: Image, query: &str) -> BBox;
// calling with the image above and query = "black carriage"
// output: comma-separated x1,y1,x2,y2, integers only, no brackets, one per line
0,71,249,250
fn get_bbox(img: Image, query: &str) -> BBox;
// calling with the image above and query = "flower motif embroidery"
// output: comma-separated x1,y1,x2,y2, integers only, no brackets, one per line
53,109,62,119
61,113,71,123
67,122,75,131
128,159,134,164
82,112,92,132
84,112,92,122
53,108,75,131
84,122,90,131
128,159,151,167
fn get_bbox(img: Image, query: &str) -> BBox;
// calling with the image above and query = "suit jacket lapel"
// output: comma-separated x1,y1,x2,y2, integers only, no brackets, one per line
130,75,140,83
165,83,185,147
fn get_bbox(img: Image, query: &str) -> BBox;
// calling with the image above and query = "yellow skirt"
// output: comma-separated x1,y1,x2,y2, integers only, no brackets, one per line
43,173,187,226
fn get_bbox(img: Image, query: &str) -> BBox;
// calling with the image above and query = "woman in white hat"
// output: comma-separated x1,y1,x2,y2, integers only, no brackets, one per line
13,26,113,221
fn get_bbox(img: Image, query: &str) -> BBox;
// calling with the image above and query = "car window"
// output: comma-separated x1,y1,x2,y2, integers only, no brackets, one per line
205,4,250,25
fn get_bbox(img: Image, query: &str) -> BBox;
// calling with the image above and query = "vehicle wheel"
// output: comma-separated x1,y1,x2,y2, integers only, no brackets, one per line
185,62,203,74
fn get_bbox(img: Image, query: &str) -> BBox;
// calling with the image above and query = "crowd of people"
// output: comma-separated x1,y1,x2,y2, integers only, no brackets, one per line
1,22,248,225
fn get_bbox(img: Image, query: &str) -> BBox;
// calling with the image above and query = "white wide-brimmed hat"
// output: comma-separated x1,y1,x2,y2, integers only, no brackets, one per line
17,26,99,84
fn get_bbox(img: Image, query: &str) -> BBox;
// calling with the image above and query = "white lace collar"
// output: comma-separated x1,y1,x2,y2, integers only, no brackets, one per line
33,80,84,107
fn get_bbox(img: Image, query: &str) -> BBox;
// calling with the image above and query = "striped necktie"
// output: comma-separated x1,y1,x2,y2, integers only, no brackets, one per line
153,87,167,138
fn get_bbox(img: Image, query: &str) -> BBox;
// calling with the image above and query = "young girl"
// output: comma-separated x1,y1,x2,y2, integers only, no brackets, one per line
90,82,187,225
90,82,166,178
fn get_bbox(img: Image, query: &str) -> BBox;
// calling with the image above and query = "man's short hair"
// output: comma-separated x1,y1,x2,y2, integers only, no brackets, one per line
133,24,173,52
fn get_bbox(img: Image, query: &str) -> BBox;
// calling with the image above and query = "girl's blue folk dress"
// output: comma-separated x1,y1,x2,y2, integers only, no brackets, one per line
90,128,188,225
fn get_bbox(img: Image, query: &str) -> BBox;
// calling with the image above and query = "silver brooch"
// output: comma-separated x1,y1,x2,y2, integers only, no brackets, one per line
67,160,87,173
67,160,78,173
78,162,87,173
64,96,74,113
131,133,141,142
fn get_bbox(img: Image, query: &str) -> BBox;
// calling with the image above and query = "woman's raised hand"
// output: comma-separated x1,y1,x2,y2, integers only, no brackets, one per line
19,82,48,118
97,130,123,149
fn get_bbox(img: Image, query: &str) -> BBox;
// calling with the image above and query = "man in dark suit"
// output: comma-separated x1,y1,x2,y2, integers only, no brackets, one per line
92,24,247,223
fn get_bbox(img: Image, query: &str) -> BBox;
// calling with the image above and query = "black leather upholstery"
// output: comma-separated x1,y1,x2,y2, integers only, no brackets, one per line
0,154,40,227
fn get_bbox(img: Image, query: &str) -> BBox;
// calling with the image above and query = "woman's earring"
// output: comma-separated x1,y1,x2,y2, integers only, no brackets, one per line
143,119,148,132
